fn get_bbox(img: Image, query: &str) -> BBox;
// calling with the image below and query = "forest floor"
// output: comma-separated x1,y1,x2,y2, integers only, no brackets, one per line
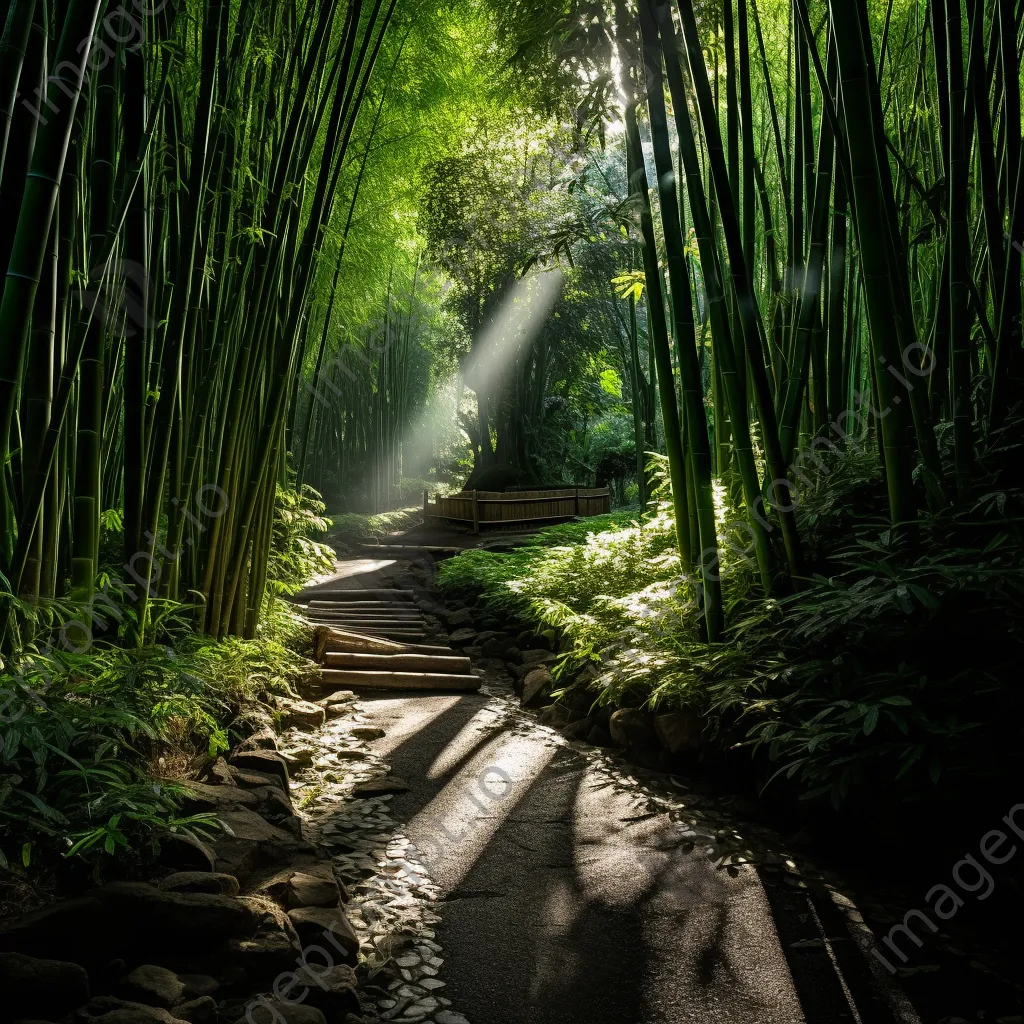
292,548,993,1024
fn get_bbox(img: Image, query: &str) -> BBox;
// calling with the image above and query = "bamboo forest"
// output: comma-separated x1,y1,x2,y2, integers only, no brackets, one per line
1,0,1023,1020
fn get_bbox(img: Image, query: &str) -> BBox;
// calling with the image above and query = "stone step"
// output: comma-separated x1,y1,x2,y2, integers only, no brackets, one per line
324,652,473,674
321,669,482,692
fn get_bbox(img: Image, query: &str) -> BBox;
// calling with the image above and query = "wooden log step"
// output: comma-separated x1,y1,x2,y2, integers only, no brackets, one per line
306,607,424,617
324,652,473,674
313,625,450,660
309,610,425,618
309,622,430,630
308,615,425,625
321,669,482,692
306,618,425,632
303,588,415,600
307,599,418,609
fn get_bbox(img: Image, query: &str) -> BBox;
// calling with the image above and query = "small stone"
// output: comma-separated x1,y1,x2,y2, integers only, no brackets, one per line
273,695,326,730
435,1012,470,1024
177,976,219,1000
350,726,386,741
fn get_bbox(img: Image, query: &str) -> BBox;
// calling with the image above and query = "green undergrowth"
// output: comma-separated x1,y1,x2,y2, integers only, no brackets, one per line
0,487,328,879
328,505,424,545
437,451,1024,810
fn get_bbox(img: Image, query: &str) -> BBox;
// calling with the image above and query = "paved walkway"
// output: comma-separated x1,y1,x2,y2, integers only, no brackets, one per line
300,558,919,1024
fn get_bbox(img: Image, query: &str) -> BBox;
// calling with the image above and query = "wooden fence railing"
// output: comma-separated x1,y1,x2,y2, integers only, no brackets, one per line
426,488,611,533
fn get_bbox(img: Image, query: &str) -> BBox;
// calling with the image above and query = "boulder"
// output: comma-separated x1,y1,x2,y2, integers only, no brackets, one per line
609,709,657,749
181,782,260,814
587,724,615,747
177,976,220,1001
519,649,557,668
76,997,189,1024
443,608,474,628
159,870,238,896
0,951,90,1021
155,834,217,874
228,752,289,790
481,637,515,659
98,882,260,946
516,630,550,651
285,908,358,966
653,710,705,755
213,898,302,984
169,997,216,1024
117,965,185,1009
0,896,110,964
235,730,279,753
292,964,359,1020
520,667,551,709
208,759,237,786
447,628,477,648
232,997,326,1024
259,868,342,911
560,719,593,742
538,703,569,729
272,696,325,731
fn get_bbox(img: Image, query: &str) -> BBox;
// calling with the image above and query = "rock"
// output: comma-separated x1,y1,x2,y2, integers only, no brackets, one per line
282,747,316,769
177,976,220,1000
560,718,593,742
352,776,409,797
539,703,569,729
260,868,342,910
519,649,557,668
0,896,110,964
228,751,289,790
447,628,477,648
156,834,217,873
516,630,550,651
272,696,326,730
654,710,705,754
520,667,551,709
214,898,302,983
170,997,216,1024
317,691,356,709
293,964,360,1020
480,637,514,659
76,996,189,1024
609,709,657,748
322,703,351,720
232,997,326,1024
98,882,260,946
117,965,185,1009
181,783,260,814
235,730,279,753
0,951,90,1020
286,908,359,965
443,608,473,628
587,724,615,747
207,758,238,786
348,726,384,741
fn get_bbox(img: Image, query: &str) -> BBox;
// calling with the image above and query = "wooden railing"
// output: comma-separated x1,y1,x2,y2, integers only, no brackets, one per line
426,488,611,533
